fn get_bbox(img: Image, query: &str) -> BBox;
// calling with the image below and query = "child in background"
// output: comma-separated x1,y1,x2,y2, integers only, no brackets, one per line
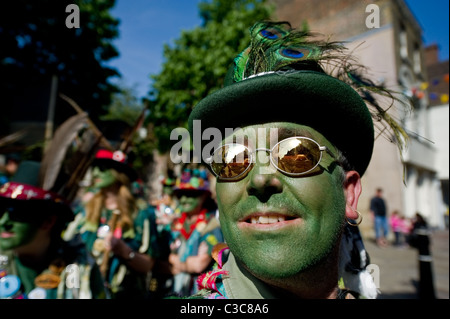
390,210,406,246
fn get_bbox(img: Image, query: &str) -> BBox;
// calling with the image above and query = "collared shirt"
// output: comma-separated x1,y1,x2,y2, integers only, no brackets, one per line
193,247,363,299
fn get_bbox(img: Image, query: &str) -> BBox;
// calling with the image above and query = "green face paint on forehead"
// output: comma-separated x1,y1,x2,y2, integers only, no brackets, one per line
215,122,346,281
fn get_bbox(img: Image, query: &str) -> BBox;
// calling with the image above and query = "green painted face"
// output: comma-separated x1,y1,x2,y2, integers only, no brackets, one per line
178,193,204,214
163,186,173,196
215,123,346,281
0,211,40,251
91,166,117,189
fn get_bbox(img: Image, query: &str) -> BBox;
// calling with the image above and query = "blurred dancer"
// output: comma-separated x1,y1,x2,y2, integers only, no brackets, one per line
0,161,107,299
167,167,223,297
64,149,159,299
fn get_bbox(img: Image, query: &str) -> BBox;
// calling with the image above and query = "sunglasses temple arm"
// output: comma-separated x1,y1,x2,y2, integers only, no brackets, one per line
205,157,221,178
320,146,337,159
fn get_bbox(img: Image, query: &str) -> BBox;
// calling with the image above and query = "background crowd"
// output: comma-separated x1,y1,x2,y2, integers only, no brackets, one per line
0,124,222,299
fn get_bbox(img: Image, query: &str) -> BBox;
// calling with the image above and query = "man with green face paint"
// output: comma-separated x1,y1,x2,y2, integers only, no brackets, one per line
162,167,223,297
185,21,410,299
0,161,107,299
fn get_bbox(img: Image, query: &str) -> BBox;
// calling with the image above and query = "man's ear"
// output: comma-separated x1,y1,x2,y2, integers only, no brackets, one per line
343,170,362,220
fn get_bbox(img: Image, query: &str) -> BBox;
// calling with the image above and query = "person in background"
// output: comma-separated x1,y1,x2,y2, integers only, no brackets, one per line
64,149,159,299
0,153,21,186
389,210,406,246
153,177,178,228
147,177,178,299
408,212,436,299
370,188,389,247
0,161,107,299
167,167,223,297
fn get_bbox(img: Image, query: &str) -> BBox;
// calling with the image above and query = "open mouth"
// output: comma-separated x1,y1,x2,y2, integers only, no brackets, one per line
0,231,15,238
241,213,299,225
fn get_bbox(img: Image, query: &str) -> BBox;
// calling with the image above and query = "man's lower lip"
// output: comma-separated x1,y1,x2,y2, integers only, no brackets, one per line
0,232,15,238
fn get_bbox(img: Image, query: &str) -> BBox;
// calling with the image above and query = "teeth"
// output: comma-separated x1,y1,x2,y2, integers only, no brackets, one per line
267,216,278,223
259,216,268,223
250,215,286,224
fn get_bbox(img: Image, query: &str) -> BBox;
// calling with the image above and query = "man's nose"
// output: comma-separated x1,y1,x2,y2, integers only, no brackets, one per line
246,153,283,202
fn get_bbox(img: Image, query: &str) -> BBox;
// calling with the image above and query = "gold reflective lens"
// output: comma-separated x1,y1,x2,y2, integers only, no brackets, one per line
273,137,321,174
211,137,325,180
211,144,251,179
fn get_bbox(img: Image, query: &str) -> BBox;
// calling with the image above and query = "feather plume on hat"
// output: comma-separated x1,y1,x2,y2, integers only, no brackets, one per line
0,112,100,224
190,20,413,177
38,112,101,202
229,21,411,160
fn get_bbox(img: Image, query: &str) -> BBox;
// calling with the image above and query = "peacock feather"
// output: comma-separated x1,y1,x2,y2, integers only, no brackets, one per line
232,21,340,82
232,21,412,176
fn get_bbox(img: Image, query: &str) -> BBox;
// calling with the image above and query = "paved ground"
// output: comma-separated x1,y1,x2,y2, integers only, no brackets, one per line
362,229,449,299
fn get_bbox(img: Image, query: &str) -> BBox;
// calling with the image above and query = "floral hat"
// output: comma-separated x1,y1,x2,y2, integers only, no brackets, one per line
173,167,211,196
0,161,74,223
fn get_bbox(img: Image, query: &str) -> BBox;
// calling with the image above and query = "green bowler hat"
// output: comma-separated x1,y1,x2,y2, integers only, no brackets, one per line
188,21,374,176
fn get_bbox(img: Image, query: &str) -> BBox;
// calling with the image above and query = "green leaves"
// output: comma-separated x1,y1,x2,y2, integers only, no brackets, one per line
0,0,121,134
148,0,273,153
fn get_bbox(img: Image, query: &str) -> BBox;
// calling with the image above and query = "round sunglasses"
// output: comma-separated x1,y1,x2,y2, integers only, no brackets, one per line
206,136,336,180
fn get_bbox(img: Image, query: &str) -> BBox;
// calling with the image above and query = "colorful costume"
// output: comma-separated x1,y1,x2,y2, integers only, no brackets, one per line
0,162,106,299
168,168,223,297
66,201,159,299
0,228,105,299
170,209,223,296
64,149,160,299
194,243,365,299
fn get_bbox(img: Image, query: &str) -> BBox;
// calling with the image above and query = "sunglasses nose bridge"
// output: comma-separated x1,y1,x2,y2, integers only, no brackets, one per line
251,148,277,175
253,148,272,164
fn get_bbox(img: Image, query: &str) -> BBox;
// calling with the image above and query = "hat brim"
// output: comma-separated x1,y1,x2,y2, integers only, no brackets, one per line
0,197,74,224
188,71,374,176
92,158,138,181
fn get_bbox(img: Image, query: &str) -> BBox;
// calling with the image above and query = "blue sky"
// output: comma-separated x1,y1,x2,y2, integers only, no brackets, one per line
107,0,449,100
108,0,203,99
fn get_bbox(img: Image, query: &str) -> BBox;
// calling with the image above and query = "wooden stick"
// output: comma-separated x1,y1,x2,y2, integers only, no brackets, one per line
59,93,115,151
119,101,149,153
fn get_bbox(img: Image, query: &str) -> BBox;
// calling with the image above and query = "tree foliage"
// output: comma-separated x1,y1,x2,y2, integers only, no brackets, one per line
0,0,121,135
101,84,156,179
148,0,273,153
101,84,144,126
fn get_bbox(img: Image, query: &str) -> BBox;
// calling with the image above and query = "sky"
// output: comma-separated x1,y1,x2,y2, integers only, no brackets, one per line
107,0,449,100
